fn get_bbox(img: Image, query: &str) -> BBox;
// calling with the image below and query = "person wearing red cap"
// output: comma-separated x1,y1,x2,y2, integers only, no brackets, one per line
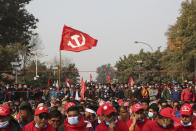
64,106,93,131
0,105,21,131
22,106,55,131
143,107,175,131
127,103,151,131
95,103,129,131
175,104,196,130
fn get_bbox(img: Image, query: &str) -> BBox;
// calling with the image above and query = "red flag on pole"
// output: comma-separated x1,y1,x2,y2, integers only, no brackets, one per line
47,79,50,87
129,76,135,86
65,77,71,87
90,73,92,82
59,25,98,52
81,77,87,100
194,76,196,84
107,72,111,83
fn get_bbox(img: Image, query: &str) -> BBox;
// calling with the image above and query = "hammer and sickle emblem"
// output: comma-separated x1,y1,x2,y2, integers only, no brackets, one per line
68,34,86,48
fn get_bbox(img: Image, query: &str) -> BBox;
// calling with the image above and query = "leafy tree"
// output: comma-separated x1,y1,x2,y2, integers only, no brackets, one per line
96,64,115,83
0,0,38,47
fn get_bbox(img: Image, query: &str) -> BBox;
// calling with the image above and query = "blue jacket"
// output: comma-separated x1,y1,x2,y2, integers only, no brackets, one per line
171,89,181,102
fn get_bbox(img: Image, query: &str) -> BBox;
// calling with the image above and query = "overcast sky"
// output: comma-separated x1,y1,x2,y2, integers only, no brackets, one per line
26,0,184,80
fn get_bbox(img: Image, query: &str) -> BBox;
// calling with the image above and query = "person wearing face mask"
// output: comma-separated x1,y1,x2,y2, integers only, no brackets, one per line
64,106,93,131
127,104,152,131
0,105,21,131
85,104,98,128
148,103,159,120
22,106,55,131
175,104,196,130
143,107,175,131
95,103,129,131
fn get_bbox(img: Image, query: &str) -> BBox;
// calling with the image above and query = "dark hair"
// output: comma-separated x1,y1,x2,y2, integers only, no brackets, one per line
149,103,159,113
141,99,149,105
67,106,80,115
19,102,33,114
49,110,62,120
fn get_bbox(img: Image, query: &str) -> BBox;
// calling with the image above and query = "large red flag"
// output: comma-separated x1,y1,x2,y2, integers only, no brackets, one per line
129,76,135,86
90,73,92,82
81,77,87,100
60,25,98,52
107,72,111,83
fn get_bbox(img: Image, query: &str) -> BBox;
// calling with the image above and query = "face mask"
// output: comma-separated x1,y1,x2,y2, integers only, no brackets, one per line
193,113,196,117
181,120,192,127
68,116,79,125
162,123,167,128
35,123,47,129
105,119,118,126
148,112,153,118
130,109,132,114
0,121,9,128
98,119,101,124
137,119,144,123
80,112,85,115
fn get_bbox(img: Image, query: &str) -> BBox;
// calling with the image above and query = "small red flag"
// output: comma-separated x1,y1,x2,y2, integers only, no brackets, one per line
107,72,111,83
60,25,98,52
194,76,196,84
129,76,135,86
47,79,50,87
81,77,87,100
90,73,92,82
66,77,71,87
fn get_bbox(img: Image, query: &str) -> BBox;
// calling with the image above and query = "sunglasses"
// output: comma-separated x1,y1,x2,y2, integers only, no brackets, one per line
39,113,49,120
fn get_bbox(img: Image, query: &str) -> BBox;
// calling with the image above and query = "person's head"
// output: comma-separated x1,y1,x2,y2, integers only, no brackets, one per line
131,104,145,122
19,102,33,121
67,106,81,125
102,103,117,124
148,103,159,119
141,99,149,111
85,105,97,121
97,106,104,123
180,104,193,126
173,101,179,109
119,106,129,122
0,105,11,129
65,102,76,116
158,99,167,109
48,110,62,129
34,106,49,129
157,107,174,128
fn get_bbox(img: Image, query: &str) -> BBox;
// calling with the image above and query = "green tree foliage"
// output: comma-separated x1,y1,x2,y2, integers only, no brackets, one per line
0,0,38,46
96,64,115,83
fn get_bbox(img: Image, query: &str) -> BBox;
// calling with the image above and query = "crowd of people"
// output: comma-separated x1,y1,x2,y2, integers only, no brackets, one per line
0,82,196,131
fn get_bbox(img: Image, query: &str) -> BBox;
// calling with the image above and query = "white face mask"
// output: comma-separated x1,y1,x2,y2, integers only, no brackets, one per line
193,113,196,117
98,119,101,124
148,112,153,118
35,123,47,129
0,121,9,129
130,109,132,114
105,119,118,126
68,116,79,125
181,120,192,127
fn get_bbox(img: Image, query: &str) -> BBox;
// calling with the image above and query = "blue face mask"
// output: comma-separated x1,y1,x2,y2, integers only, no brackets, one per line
68,116,79,125
105,119,118,126
181,120,192,127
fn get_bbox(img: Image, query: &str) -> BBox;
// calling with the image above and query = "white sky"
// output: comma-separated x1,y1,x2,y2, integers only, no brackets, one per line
26,0,184,80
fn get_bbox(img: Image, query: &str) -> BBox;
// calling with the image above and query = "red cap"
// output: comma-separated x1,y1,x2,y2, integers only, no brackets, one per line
101,103,115,115
65,102,76,111
124,102,129,107
131,104,144,113
159,107,173,118
118,99,124,105
0,105,10,116
35,106,48,115
180,104,193,116
97,106,102,116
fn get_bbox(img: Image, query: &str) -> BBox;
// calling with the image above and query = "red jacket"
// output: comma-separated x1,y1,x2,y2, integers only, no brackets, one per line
126,118,152,131
22,121,55,131
181,89,195,102
64,115,92,131
175,117,196,130
95,119,129,131
142,120,175,131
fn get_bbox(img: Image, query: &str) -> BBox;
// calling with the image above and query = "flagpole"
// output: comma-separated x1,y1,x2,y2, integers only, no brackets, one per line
58,50,61,89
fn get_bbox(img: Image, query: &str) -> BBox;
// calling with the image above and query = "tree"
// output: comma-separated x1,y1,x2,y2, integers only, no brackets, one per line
96,64,115,83
0,0,38,47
